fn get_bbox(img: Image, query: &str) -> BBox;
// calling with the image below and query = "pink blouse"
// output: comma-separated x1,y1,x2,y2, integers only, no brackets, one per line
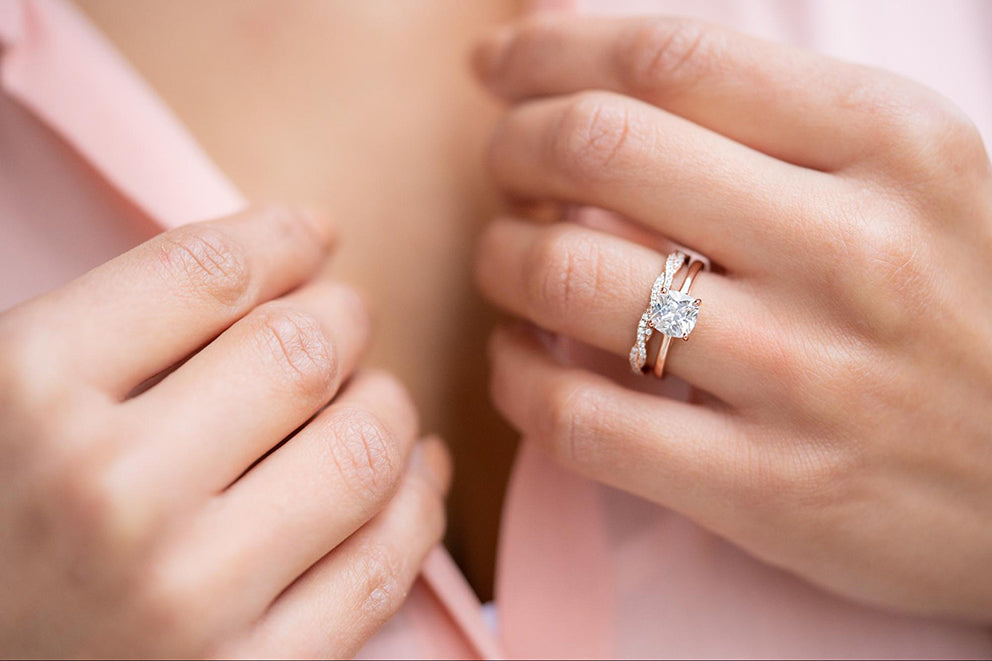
1,1,990,657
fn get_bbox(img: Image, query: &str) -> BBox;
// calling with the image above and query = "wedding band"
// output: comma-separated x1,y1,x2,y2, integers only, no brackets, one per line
628,251,703,377
653,259,703,379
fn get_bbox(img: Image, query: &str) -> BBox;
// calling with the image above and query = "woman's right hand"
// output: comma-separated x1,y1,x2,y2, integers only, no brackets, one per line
0,206,449,658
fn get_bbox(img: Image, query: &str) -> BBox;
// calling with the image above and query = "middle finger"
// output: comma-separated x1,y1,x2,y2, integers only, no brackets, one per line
114,277,372,515
488,90,830,269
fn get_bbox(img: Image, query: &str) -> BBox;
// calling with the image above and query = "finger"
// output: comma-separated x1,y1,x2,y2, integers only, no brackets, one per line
487,90,827,267
115,278,372,511
488,324,755,529
410,434,454,496
475,15,945,171
157,370,420,631
477,218,758,404
26,205,336,398
218,439,449,659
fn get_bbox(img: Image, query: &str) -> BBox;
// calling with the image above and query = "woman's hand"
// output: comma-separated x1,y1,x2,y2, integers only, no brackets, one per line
0,206,449,658
473,15,992,619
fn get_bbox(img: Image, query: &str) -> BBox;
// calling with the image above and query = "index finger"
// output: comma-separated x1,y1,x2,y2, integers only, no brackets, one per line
10,205,336,398
474,14,950,172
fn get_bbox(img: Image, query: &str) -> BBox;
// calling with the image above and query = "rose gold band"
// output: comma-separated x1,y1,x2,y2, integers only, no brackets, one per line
652,260,704,379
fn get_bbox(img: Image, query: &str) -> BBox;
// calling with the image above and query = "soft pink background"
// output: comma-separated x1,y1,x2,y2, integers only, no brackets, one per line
1,1,990,657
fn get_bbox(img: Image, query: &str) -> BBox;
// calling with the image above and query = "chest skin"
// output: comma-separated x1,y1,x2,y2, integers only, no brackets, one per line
76,0,524,601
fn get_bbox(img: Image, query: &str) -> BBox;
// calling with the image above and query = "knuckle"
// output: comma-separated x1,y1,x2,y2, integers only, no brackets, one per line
136,564,208,650
898,99,984,169
781,434,864,520
900,93,978,146
747,440,853,519
0,323,64,410
538,379,600,469
527,227,605,322
328,407,401,500
745,331,821,413
779,338,876,430
835,219,932,337
819,196,933,337
157,225,251,309
549,92,637,183
617,17,714,96
252,306,338,397
854,79,990,177
351,541,408,624
858,221,928,293
49,460,141,553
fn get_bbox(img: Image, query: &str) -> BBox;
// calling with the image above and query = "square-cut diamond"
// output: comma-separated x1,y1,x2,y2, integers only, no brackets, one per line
650,289,699,338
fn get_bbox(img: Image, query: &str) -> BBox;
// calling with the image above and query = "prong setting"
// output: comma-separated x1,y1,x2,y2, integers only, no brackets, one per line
632,252,704,377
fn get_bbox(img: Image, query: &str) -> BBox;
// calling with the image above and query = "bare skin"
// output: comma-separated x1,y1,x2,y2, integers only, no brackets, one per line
0,206,452,657
7,6,990,657
474,15,992,619
74,0,522,598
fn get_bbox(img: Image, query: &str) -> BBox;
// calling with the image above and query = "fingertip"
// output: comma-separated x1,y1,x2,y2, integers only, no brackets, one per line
471,25,516,86
350,368,421,443
298,205,339,251
343,284,376,341
412,435,453,496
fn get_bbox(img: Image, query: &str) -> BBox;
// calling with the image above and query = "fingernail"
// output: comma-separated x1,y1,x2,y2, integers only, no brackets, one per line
471,26,515,82
410,436,451,494
299,206,338,249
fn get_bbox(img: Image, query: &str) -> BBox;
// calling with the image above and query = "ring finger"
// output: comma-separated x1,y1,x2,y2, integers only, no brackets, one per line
477,217,766,404
114,276,371,516
219,436,451,659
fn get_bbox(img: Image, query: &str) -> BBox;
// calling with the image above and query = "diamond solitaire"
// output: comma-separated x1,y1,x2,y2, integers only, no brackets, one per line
629,251,705,377
650,289,699,339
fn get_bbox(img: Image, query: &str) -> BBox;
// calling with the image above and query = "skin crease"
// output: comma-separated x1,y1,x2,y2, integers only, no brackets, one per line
4,2,992,657
73,0,523,600
0,205,453,657
472,15,992,619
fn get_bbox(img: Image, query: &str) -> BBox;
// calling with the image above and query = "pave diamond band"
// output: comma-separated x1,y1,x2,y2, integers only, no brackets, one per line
629,251,703,377
629,252,684,373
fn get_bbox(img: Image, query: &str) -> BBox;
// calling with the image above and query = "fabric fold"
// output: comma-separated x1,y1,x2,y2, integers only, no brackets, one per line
0,0,243,227
1,1,496,657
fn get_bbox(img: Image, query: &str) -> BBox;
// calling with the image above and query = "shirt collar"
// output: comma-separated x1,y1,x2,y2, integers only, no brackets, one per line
0,0,244,229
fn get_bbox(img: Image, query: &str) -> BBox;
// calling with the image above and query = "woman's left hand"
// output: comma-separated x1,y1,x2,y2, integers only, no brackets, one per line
472,14,992,620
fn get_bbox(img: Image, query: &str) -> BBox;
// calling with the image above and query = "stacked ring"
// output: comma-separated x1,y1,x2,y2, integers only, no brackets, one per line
629,251,704,378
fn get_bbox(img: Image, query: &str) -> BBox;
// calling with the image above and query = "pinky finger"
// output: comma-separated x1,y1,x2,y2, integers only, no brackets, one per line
489,323,752,525
219,437,451,660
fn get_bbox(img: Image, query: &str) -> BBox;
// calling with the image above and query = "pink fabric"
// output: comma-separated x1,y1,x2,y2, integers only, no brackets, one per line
2,0,991,658
0,2,491,658
497,1,992,658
